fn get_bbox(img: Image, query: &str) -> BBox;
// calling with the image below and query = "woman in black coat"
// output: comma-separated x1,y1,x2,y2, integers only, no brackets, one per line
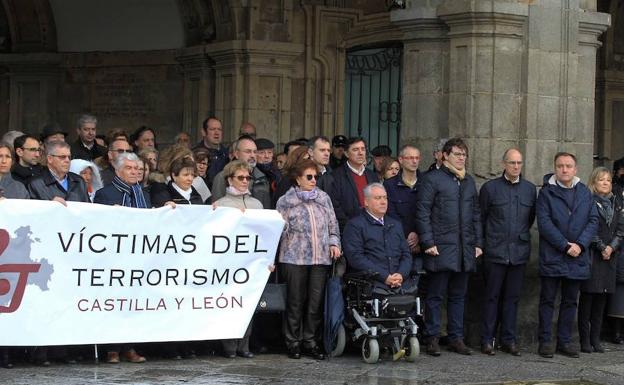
150,157,204,207
0,142,28,368
608,184,624,344
579,167,624,353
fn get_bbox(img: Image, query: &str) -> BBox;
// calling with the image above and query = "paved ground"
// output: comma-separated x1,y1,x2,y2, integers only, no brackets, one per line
3,342,624,385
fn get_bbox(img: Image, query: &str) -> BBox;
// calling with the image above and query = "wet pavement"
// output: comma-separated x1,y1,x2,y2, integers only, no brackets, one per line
3,342,624,385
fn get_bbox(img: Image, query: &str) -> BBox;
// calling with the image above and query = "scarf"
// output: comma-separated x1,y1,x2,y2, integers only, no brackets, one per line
295,186,319,201
443,160,466,180
112,175,148,208
226,186,250,196
595,193,615,226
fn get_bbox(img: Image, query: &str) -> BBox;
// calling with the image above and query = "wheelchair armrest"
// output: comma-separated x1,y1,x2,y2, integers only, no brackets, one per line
344,270,379,281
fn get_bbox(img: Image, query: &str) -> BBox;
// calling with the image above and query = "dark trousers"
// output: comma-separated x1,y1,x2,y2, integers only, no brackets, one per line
538,276,582,344
424,271,469,341
578,292,608,346
481,262,525,345
281,263,329,349
222,323,252,355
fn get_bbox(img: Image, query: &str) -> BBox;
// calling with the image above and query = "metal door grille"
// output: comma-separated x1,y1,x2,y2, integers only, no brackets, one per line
344,45,402,155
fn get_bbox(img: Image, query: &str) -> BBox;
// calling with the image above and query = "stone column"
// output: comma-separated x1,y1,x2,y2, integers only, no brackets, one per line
438,1,529,182
176,47,215,141
392,1,449,168
0,53,61,133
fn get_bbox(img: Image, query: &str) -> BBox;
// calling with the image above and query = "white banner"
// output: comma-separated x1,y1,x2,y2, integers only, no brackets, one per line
0,200,284,346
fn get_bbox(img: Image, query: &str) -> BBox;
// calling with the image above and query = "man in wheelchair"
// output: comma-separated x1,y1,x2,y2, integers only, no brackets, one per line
340,183,421,363
342,182,414,293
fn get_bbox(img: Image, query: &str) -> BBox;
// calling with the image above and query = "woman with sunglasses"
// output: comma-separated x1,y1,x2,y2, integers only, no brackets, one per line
276,158,341,360
213,160,262,358
213,160,263,210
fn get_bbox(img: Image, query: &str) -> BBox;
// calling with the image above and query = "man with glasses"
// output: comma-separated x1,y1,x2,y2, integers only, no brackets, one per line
415,137,482,356
384,145,422,281
100,139,133,185
28,141,90,203
479,148,536,356
12,134,45,186
211,135,271,208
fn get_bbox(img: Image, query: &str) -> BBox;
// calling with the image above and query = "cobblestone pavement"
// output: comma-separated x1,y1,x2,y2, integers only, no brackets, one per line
3,342,624,385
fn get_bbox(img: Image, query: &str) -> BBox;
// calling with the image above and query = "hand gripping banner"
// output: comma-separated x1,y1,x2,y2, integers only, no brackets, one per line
0,200,284,346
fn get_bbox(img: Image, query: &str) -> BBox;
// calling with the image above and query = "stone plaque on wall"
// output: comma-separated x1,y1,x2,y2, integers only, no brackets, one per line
59,62,183,143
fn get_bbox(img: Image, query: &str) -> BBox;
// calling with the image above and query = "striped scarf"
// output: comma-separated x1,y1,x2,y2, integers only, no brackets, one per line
112,175,148,208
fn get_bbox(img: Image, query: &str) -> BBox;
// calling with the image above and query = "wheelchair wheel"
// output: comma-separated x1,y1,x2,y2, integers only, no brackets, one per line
331,324,346,357
361,337,380,364
405,336,420,362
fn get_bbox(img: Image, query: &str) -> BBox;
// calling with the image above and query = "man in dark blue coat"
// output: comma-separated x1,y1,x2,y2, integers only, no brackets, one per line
384,144,422,277
332,137,379,232
94,152,152,208
343,183,412,289
536,152,598,358
479,148,536,356
415,137,483,356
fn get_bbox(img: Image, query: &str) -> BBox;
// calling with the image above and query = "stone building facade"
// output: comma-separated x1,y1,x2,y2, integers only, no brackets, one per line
0,0,620,344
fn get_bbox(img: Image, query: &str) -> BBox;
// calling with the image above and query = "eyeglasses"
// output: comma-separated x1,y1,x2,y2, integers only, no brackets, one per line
451,152,467,158
305,174,319,181
50,154,70,160
113,149,133,154
401,156,420,161
22,147,41,152
233,175,252,181
505,161,523,166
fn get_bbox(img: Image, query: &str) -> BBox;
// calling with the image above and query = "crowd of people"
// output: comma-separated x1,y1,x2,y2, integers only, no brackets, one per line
1,114,624,368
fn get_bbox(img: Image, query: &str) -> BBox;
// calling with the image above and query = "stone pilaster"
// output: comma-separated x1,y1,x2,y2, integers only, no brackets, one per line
0,53,61,133
176,47,215,141
204,40,304,145
392,1,449,167
438,0,529,182
523,1,609,182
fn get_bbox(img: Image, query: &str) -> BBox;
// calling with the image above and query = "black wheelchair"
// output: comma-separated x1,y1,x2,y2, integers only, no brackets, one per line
331,271,422,363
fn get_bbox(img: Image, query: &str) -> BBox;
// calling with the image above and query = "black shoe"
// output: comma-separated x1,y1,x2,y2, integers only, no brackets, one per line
556,343,579,358
592,342,605,353
500,343,521,356
287,346,301,359
480,342,495,356
614,336,624,344
1,350,12,369
304,346,325,360
580,342,593,354
426,337,441,357
448,339,472,355
538,343,554,358
237,351,254,358
224,352,236,359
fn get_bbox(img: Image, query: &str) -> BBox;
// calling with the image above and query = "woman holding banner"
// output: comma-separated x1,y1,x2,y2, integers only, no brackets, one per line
214,159,262,358
0,141,29,368
276,159,341,360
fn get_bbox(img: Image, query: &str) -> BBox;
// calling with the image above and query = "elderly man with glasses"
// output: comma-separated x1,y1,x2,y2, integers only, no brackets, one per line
28,141,90,204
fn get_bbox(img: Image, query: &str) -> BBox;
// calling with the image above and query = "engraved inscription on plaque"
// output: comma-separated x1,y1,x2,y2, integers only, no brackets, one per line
90,72,155,118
